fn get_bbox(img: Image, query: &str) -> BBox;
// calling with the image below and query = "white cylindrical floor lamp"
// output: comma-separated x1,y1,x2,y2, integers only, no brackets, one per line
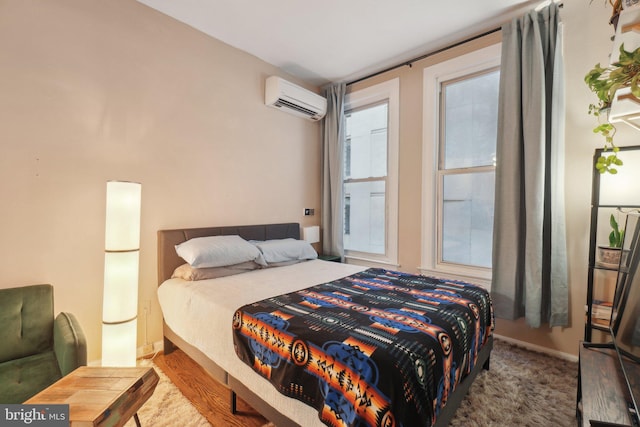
102,181,141,367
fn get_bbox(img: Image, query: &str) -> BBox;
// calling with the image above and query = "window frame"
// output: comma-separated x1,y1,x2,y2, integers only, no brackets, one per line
420,44,501,285
343,78,399,266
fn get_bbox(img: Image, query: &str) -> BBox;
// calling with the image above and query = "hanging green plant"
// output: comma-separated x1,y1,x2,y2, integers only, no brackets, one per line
585,43,640,173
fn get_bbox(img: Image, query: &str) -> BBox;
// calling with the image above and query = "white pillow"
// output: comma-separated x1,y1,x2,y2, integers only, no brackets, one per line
252,238,317,264
175,235,266,268
171,261,261,281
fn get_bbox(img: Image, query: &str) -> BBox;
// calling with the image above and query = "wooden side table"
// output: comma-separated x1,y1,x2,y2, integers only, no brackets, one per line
25,366,159,427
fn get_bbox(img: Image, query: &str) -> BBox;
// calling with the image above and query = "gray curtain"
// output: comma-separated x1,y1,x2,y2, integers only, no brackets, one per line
321,83,346,258
491,3,568,328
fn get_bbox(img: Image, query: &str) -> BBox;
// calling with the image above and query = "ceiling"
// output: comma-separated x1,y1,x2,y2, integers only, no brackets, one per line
136,0,542,86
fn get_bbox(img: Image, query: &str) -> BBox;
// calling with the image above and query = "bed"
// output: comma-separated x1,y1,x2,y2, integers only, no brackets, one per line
157,223,494,427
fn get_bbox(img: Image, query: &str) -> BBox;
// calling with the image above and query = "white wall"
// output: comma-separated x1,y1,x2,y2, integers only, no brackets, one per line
0,0,322,362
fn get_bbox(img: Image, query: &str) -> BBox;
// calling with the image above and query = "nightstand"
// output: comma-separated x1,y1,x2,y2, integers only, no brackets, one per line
318,254,341,263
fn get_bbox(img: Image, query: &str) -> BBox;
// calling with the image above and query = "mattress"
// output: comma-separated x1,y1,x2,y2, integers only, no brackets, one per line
158,259,367,426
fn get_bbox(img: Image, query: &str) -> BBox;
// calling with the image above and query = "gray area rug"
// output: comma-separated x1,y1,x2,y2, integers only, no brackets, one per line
131,338,578,427
449,338,578,426
263,338,578,427
123,359,210,427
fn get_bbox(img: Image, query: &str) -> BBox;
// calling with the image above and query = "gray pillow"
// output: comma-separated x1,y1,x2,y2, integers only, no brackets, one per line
171,261,261,281
175,235,266,268
251,238,317,264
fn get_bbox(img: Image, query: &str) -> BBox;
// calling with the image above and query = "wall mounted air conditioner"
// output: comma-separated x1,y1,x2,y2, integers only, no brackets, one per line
265,76,327,121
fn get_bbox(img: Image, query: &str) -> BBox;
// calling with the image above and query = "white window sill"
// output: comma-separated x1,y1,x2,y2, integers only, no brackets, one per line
345,255,400,269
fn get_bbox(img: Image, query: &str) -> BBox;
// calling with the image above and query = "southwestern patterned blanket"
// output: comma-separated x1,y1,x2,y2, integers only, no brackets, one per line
232,268,494,427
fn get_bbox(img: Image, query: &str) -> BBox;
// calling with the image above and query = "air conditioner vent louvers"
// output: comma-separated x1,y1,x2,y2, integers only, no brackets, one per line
274,99,318,117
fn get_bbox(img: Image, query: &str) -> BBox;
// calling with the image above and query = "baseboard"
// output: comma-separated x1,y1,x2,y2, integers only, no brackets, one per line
493,333,579,363
136,340,163,358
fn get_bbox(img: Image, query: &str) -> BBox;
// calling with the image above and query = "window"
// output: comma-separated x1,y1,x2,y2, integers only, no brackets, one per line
344,103,387,255
422,44,501,283
343,79,399,265
440,69,499,268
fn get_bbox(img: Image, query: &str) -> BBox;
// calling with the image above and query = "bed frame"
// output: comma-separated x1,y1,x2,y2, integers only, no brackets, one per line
157,222,493,427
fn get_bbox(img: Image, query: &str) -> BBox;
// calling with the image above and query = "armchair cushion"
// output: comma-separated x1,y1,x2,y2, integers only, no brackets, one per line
0,351,61,403
0,284,54,363
0,284,87,403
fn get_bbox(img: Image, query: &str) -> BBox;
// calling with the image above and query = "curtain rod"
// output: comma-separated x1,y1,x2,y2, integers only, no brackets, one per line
346,2,562,86
346,27,501,86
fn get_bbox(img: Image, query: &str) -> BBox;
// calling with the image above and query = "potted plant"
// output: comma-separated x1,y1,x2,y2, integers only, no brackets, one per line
584,43,640,173
598,213,625,265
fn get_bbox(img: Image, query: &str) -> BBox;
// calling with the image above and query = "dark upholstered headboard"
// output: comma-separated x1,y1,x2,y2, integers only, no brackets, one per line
157,223,300,285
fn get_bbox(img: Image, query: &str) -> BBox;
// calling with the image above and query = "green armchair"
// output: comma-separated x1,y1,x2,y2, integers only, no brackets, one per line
0,284,87,403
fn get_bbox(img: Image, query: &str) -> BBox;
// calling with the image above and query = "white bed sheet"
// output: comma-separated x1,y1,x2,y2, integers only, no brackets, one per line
158,259,367,426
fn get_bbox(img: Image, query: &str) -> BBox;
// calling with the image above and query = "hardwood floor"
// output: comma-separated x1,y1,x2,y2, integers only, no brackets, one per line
151,349,268,427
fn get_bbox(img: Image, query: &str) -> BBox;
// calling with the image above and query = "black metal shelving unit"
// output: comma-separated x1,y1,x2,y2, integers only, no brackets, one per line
585,145,640,342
